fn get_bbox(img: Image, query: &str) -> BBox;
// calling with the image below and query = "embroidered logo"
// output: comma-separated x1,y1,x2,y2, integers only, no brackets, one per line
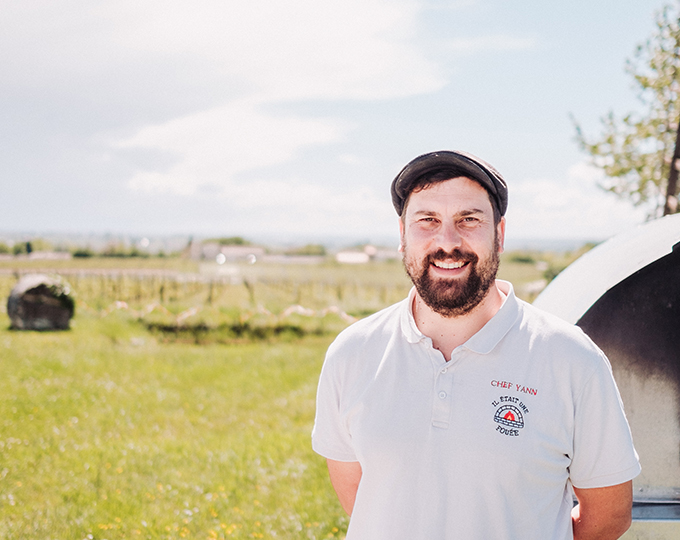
494,404,524,428
492,396,529,437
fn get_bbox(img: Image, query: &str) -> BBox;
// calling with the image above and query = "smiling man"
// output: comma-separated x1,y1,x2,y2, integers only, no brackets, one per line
312,150,640,540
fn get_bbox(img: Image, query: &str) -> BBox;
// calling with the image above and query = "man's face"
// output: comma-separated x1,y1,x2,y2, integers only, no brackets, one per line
399,177,505,318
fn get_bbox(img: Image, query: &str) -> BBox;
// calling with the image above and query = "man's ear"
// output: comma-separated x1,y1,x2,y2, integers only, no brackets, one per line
497,217,506,254
398,218,405,253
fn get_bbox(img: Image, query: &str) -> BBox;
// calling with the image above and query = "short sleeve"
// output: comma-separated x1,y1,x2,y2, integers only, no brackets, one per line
311,348,358,462
569,352,641,488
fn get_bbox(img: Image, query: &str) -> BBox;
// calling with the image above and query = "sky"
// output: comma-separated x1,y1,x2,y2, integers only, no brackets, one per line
0,0,668,247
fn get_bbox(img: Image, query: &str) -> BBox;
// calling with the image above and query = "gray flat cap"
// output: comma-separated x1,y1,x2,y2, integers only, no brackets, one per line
391,150,508,216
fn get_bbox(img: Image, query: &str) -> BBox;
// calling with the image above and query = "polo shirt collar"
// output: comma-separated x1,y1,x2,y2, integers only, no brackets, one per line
400,280,521,354
400,287,424,344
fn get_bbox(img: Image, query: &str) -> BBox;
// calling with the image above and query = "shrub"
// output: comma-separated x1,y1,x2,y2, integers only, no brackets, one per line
72,248,95,258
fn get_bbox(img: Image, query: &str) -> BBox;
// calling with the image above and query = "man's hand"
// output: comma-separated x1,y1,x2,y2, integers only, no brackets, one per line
326,459,362,516
572,481,633,539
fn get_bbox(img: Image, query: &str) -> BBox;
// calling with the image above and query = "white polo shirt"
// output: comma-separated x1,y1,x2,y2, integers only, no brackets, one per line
312,281,640,540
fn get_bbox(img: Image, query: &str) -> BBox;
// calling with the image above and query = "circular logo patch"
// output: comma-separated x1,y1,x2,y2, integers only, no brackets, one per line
493,404,524,429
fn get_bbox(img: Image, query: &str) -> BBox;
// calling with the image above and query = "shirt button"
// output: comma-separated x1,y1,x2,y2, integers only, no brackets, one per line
441,368,448,374
438,391,447,399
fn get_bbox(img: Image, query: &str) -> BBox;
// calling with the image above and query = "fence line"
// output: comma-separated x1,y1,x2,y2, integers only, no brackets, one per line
0,268,412,318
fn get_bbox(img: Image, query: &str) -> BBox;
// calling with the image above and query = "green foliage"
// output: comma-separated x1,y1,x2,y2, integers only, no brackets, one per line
507,252,536,264
141,308,350,345
573,2,680,217
102,244,150,258
0,312,347,539
8,239,55,255
28,238,53,252
208,237,251,246
72,248,95,258
284,244,326,256
0,243,10,254
540,243,598,284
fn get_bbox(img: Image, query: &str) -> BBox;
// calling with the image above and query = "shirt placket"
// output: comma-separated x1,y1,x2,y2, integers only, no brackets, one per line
430,348,460,429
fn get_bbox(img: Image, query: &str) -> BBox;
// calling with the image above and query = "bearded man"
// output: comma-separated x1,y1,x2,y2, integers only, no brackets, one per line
312,150,640,540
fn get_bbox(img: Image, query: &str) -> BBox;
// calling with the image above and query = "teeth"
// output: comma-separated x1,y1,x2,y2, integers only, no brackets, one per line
433,261,465,269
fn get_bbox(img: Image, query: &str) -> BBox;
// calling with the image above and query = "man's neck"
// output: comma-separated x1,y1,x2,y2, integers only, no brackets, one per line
412,281,507,361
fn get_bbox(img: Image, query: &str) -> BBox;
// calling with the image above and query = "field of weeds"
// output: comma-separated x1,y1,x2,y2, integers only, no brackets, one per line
0,313,344,539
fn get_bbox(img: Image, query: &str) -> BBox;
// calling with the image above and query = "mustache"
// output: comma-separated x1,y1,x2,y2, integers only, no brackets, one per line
427,249,478,264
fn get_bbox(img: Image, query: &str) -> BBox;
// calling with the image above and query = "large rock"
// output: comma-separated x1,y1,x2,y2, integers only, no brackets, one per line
7,274,75,330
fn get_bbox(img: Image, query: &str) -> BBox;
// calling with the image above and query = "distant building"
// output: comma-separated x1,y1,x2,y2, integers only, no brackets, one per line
335,244,400,264
336,251,370,264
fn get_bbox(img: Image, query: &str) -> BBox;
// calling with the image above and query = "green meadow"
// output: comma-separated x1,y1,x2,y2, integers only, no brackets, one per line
0,315,344,540
0,249,587,539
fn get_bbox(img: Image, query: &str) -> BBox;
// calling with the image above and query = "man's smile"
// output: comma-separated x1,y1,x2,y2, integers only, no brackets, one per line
432,260,467,270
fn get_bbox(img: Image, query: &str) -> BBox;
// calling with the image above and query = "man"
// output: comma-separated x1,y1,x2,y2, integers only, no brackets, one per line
312,150,640,540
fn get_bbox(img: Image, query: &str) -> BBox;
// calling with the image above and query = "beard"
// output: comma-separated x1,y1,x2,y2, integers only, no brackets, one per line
403,235,500,318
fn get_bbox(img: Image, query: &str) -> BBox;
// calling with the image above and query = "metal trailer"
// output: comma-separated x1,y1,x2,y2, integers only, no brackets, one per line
534,213,680,539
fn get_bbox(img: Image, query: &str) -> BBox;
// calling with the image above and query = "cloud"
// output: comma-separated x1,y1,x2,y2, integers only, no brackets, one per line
1,0,444,96
506,161,648,241
107,0,444,101
0,0,448,237
75,0,446,195
119,96,347,195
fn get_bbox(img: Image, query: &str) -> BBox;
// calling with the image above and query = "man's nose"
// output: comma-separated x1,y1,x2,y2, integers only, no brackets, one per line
435,221,463,252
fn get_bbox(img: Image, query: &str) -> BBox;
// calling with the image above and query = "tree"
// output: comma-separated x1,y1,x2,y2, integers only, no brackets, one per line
574,2,680,217
208,236,251,246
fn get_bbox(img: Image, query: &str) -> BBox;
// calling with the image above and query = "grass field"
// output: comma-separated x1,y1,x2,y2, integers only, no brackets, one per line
0,312,345,539
0,249,590,539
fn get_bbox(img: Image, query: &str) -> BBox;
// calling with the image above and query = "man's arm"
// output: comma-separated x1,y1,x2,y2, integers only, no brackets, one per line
326,459,362,516
572,481,633,540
